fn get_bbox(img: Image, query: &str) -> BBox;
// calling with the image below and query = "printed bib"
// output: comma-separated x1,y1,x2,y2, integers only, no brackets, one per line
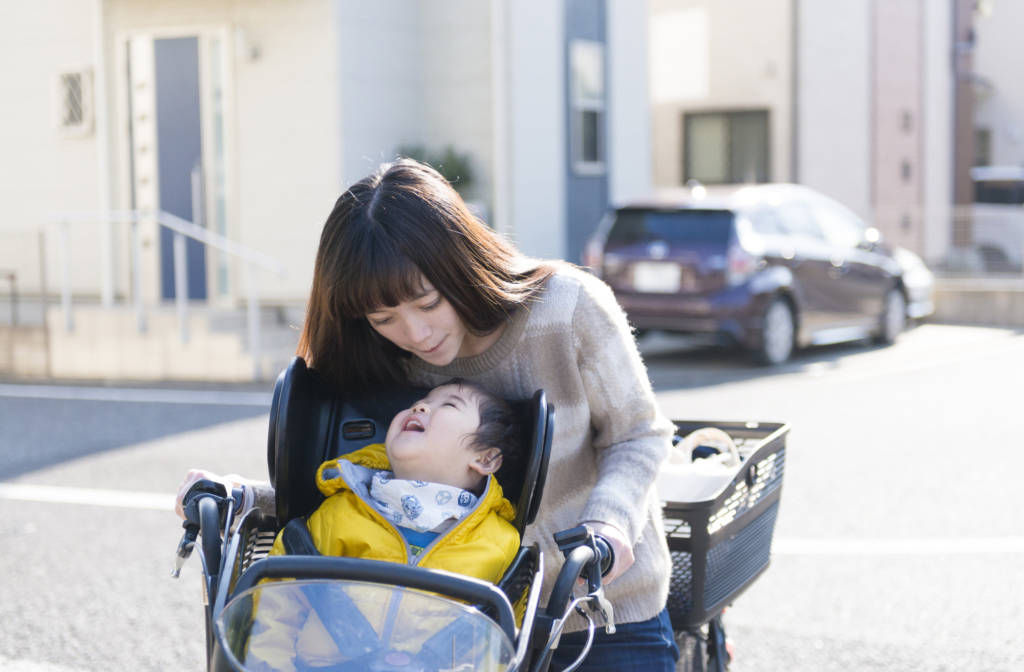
368,471,479,533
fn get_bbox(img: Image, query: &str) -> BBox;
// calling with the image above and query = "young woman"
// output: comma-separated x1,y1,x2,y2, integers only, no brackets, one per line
177,159,679,670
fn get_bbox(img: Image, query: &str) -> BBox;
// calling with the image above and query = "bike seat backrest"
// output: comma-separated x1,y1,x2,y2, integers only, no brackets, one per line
268,357,553,536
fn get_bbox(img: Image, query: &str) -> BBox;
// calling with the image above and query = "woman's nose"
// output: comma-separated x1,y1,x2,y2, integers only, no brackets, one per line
406,317,431,345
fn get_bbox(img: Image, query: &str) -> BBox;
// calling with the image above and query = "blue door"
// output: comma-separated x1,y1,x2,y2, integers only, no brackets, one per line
155,36,207,300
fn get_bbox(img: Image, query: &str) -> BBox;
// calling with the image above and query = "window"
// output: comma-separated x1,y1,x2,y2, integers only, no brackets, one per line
806,200,866,248
683,110,769,185
774,202,822,240
54,68,94,136
570,40,605,173
975,180,1024,205
749,207,785,235
974,128,992,167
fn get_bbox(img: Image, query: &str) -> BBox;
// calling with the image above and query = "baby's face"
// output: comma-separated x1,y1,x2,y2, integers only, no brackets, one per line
384,384,485,489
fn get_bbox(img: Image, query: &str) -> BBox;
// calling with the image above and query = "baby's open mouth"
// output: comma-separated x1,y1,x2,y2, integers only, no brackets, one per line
402,417,425,432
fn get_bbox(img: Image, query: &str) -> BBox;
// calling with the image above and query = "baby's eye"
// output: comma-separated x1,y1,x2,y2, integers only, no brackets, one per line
443,402,456,408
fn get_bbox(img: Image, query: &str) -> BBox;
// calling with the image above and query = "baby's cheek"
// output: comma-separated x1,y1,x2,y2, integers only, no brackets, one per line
385,413,407,443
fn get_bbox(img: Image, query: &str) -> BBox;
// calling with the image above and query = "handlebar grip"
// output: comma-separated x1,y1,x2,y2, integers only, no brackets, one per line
593,535,615,578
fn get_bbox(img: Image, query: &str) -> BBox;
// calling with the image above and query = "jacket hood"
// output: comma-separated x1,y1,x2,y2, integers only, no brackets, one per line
315,443,516,523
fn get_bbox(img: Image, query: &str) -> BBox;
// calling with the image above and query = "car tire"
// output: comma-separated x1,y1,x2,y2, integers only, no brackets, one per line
874,287,906,345
752,298,795,366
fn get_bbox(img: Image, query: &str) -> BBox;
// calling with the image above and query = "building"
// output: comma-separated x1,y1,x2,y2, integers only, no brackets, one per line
0,0,650,379
649,0,971,264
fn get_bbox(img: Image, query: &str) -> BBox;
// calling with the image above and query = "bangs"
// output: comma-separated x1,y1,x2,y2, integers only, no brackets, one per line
333,219,425,318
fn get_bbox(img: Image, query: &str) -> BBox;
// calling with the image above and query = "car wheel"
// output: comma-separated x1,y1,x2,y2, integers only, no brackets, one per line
874,287,906,345
753,299,795,365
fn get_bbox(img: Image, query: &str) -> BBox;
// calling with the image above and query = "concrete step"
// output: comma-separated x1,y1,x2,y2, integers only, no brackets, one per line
43,305,299,382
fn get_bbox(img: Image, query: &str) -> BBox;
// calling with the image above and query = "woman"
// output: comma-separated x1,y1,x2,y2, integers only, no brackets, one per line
178,159,678,670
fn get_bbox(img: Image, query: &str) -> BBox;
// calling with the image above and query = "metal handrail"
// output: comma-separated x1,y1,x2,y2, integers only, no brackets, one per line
41,210,288,381
42,211,287,275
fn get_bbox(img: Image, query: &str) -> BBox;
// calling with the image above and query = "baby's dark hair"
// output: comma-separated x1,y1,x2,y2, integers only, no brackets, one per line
441,378,521,471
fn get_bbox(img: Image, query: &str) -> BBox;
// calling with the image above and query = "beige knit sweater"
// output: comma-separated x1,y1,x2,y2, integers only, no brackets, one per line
404,267,675,632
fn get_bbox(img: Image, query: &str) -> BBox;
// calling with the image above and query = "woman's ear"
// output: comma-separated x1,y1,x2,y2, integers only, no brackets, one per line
469,449,503,476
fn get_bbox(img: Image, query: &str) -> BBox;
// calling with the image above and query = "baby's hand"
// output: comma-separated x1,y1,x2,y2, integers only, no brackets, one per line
174,469,250,519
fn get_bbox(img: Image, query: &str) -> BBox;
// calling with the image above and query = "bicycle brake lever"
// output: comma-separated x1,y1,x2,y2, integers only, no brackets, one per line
588,588,616,635
171,522,199,578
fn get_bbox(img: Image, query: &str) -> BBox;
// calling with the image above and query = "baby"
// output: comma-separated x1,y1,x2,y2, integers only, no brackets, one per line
248,380,523,672
266,378,522,579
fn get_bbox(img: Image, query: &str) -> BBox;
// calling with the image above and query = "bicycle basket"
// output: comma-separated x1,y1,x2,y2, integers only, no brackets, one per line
661,421,789,629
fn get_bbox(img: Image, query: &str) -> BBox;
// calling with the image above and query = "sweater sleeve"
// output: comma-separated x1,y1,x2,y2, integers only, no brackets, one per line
571,275,675,544
251,481,277,516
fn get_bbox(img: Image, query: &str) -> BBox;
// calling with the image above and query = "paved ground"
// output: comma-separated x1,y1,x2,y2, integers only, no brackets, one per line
0,323,1021,671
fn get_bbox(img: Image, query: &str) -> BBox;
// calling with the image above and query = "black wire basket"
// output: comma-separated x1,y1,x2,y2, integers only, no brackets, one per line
661,421,789,630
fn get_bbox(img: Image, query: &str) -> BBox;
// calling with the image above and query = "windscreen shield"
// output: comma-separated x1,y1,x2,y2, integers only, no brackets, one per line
605,209,735,250
218,580,515,672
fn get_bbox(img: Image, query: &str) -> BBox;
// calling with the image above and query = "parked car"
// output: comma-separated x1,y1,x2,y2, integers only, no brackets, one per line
583,184,935,364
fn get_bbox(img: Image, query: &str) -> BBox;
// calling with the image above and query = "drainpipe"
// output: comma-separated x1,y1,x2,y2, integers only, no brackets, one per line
92,0,115,307
951,0,974,248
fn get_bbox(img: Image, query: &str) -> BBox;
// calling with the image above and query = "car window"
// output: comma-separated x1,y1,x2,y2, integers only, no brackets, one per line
606,209,734,247
807,200,866,248
773,203,823,240
749,207,785,235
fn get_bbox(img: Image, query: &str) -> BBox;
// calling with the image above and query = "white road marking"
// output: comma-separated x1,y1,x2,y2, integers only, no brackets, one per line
773,537,1024,555
815,333,1024,385
0,383,272,406
0,484,175,511
0,657,90,672
3,483,1022,556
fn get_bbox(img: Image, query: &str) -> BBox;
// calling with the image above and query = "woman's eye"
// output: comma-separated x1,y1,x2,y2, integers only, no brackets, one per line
370,317,393,327
421,298,442,312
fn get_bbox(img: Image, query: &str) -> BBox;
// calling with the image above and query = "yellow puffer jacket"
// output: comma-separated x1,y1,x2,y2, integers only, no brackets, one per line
245,444,521,672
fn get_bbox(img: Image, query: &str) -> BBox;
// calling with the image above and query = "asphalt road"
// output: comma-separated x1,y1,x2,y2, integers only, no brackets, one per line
0,323,1021,671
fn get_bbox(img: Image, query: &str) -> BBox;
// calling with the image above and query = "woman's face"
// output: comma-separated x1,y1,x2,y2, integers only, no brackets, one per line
365,278,467,366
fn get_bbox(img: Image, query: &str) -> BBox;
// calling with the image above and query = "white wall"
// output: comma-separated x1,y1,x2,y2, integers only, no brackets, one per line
0,0,103,294
506,0,566,261
335,0,422,189
607,0,652,204
420,1,494,206
796,0,872,220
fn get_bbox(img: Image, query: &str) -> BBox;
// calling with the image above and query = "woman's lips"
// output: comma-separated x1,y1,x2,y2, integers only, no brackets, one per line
419,336,446,356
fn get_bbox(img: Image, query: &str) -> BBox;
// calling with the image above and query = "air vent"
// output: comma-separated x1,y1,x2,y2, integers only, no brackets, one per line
342,420,376,441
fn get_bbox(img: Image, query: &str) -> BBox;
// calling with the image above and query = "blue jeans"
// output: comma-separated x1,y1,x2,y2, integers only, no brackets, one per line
549,607,679,672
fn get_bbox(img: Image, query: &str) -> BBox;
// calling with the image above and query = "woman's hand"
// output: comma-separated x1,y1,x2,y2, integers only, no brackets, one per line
174,469,250,519
584,521,634,585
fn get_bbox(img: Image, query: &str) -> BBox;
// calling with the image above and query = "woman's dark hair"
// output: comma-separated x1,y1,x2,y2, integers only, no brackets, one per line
441,378,522,472
298,158,560,393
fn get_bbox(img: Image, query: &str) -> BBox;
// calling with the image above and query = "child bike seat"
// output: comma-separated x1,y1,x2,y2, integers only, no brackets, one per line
267,356,553,537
